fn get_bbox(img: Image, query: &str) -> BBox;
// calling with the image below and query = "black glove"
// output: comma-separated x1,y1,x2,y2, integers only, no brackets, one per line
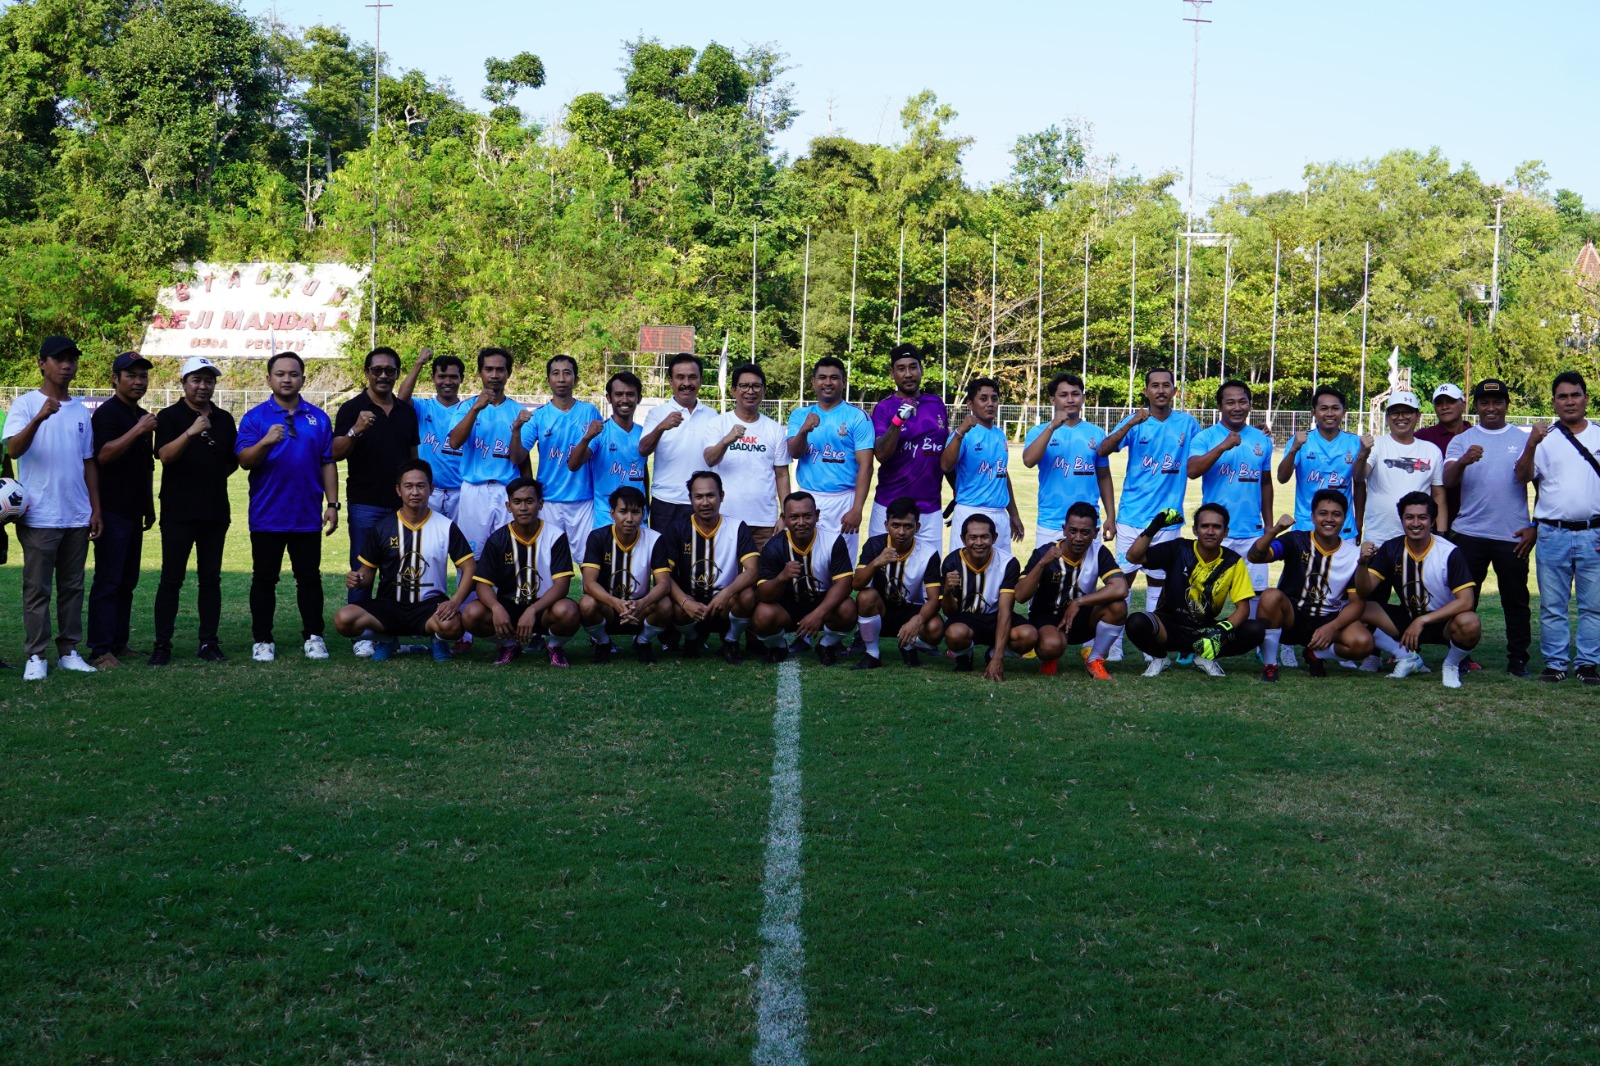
1141,508,1184,540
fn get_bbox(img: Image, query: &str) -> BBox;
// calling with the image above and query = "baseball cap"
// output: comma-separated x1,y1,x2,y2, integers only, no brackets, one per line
39,335,79,359
1472,378,1509,400
1386,390,1421,411
179,356,222,379
1431,383,1465,402
113,351,153,373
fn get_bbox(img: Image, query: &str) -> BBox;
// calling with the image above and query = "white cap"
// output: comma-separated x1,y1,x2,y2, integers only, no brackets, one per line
1386,390,1421,411
179,356,221,378
1431,383,1464,401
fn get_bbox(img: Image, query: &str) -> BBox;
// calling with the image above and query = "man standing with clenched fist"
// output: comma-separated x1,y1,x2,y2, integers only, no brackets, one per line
869,343,948,554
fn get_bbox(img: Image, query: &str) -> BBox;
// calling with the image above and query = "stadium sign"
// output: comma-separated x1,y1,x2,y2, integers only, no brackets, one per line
141,261,367,360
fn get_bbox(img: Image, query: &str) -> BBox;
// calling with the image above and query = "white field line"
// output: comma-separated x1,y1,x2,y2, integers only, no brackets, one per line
754,659,808,1066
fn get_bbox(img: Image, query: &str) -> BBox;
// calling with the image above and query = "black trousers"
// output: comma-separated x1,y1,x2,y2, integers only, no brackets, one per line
153,517,230,646
87,511,142,656
1451,531,1531,666
1126,610,1265,659
249,531,325,644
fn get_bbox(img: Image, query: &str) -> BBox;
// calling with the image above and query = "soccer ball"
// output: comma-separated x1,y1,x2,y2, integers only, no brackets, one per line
0,478,26,524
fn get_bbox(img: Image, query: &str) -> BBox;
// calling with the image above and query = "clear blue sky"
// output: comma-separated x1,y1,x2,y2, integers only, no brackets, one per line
246,0,1600,207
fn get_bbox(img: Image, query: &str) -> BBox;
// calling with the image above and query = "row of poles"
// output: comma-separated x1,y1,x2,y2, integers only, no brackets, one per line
748,224,1379,422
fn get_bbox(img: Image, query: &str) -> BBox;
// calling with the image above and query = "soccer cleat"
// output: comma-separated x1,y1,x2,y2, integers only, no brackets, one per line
633,638,658,665
196,642,229,663
1441,661,1462,689
59,651,97,673
592,640,619,665
1193,656,1226,678
1303,649,1326,678
23,655,47,681
1357,654,1381,672
1279,646,1299,668
721,639,744,666
431,637,452,663
1464,657,1483,672
815,642,840,667
953,651,973,673
1040,659,1058,676
900,646,922,668
852,653,882,671
147,644,173,667
1261,663,1280,683
1106,644,1124,663
1577,665,1600,686
353,639,376,659
492,644,522,667
1142,655,1170,678
87,652,120,670
1085,657,1113,681
1389,652,1426,679
303,635,329,660
680,636,705,660
450,638,473,658
547,646,570,668
252,642,276,662
788,634,812,656
1176,651,1196,666
370,640,398,662
764,643,789,665
1538,667,1567,683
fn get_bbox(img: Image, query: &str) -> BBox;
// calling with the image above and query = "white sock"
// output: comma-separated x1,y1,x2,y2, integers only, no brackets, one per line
1247,598,1259,619
913,637,936,651
585,622,610,645
1372,628,1404,657
638,622,663,644
1262,628,1283,665
820,626,846,647
676,622,699,639
858,614,883,657
1090,620,1120,660
548,632,570,649
761,632,786,648
1445,642,1470,668
725,615,750,642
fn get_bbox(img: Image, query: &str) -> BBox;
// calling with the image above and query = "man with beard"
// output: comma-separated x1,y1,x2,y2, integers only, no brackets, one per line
869,344,948,554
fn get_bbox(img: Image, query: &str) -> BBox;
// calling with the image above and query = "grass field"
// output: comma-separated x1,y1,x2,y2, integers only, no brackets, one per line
3,447,1597,1063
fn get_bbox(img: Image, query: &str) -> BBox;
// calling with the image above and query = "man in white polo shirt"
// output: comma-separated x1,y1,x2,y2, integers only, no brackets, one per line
2,336,103,680
641,353,718,534
702,362,789,549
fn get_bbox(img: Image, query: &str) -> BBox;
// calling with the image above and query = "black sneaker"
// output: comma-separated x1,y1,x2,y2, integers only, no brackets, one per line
632,639,657,665
658,631,679,653
1507,660,1530,678
148,643,173,666
196,642,228,663
592,640,619,664
1539,668,1568,683
681,636,705,660
1303,649,1326,678
852,653,882,671
721,639,744,666
763,643,789,665
953,651,973,673
815,642,840,667
1578,665,1600,686
900,646,922,668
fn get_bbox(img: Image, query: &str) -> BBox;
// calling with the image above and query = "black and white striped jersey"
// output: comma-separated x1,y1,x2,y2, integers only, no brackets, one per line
1265,530,1361,618
940,549,1021,617
582,526,671,600
856,534,942,608
665,517,758,602
1022,543,1123,618
475,520,574,608
758,530,853,607
357,510,474,605
1367,535,1475,616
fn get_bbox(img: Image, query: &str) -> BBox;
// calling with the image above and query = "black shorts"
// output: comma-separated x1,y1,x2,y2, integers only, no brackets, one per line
773,594,830,625
881,602,927,635
1033,604,1100,645
1284,612,1339,647
947,610,999,648
366,595,447,637
1140,611,1264,659
1380,603,1451,646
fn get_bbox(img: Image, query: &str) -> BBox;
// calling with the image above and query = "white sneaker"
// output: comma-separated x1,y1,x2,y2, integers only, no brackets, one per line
1107,641,1124,663
1441,661,1461,689
353,639,376,659
1193,656,1226,678
303,635,329,660
23,655,47,681
1357,654,1382,672
1389,652,1426,679
1142,655,1170,678
1278,646,1298,668
57,651,97,673
252,642,276,662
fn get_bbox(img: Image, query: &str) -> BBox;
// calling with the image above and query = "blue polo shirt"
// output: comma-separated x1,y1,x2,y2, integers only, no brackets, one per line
953,423,1010,509
414,396,468,490
1293,429,1361,539
1023,419,1107,529
588,419,647,528
520,399,603,503
1188,423,1273,537
459,398,524,486
236,398,334,533
785,401,874,494
1109,409,1201,527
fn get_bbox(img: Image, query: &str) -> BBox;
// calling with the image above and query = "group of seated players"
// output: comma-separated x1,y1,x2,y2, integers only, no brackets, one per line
335,455,1482,687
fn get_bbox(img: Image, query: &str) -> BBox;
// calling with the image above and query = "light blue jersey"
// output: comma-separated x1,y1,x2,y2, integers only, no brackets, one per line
459,398,524,486
786,401,874,494
589,419,647,529
520,399,602,503
1189,423,1273,537
413,396,469,490
953,423,1011,509
1024,420,1107,529
1293,430,1360,539
1110,409,1201,527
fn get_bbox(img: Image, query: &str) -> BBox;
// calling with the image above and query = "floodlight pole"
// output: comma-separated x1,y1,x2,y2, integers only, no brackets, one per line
799,226,810,403
1128,235,1138,407
989,231,998,376
1358,241,1371,433
1488,197,1505,326
1081,232,1090,380
1180,0,1211,407
366,1,391,351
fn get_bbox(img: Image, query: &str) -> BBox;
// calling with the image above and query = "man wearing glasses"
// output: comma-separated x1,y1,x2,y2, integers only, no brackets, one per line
333,347,420,656
702,362,790,549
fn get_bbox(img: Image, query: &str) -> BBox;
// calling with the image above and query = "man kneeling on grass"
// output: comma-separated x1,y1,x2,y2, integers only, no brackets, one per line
940,513,1035,682
853,496,945,669
1013,501,1127,681
1357,490,1480,688
334,460,475,661
753,491,858,666
578,486,674,665
1124,504,1265,677
461,477,580,667
1249,490,1374,683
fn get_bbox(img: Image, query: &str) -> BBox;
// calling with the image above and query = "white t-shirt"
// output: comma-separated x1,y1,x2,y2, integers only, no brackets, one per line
1,390,94,528
1531,421,1600,521
642,398,719,505
703,410,788,526
1362,435,1444,544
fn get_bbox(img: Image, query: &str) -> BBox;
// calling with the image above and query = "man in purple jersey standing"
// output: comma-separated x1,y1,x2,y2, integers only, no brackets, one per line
868,344,948,554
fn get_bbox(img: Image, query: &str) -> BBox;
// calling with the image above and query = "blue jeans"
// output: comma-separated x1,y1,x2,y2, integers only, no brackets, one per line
347,503,392,606
1534,524,1600,670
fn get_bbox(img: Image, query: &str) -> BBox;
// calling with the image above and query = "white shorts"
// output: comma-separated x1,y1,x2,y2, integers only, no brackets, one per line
458,481,509,557
1115,521,1180,580
429,486,460,520
810,488,860,562
1224,535,1269,592
542,499,594,564
949,504,1011,552
868,500,943,557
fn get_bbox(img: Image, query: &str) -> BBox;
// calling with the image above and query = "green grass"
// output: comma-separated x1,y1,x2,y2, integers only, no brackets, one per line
2,450,1594,1063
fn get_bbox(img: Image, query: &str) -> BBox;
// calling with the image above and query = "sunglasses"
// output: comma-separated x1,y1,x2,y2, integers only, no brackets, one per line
283,410,298,439
369,366,399,377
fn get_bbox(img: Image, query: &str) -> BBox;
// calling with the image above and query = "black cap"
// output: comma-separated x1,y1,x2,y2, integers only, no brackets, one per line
39,335,79,360
113,351,153,373
1472,378,1509,400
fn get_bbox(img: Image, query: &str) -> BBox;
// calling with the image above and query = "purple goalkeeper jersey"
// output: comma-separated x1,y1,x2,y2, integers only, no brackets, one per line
870,392,949,513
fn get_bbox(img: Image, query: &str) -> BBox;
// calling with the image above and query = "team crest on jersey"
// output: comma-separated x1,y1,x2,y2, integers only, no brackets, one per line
691,558,723,594
1252,443,1264,456
836,423,850,438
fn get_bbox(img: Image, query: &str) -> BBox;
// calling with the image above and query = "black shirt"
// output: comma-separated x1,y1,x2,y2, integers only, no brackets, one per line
757,530,853,608
334,392,420,508
92,396,154,519
154,401,238,523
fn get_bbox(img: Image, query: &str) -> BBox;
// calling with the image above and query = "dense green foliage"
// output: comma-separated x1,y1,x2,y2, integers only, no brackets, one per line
2,0,1597,406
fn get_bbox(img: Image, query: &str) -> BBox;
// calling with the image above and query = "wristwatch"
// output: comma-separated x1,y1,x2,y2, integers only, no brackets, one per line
327,502,342,511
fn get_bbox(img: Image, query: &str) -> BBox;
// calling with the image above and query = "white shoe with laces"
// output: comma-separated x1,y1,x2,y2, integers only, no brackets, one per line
1193,656,1226,678
1390,652,1426,679
352,639,375,659
23,655,47,681
252,642,275,662
1441,661,1462,689
57,651,96,673
1278,646,1298,668
1142,655,1170,678
303,635,329,660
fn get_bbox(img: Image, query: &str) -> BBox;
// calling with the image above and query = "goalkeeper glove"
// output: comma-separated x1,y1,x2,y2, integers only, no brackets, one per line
1192,620,1233,660
1141,508,1184,540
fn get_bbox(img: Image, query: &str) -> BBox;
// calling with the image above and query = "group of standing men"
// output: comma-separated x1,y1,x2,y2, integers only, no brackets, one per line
5,332,1598,686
